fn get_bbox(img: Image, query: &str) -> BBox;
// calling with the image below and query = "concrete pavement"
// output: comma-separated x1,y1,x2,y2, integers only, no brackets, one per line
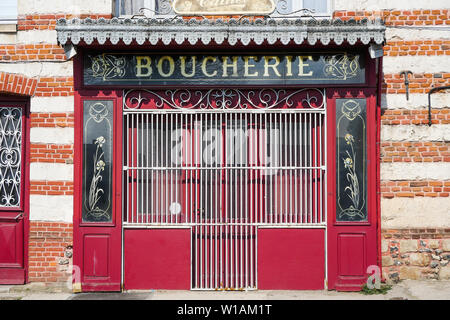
1,280,449,300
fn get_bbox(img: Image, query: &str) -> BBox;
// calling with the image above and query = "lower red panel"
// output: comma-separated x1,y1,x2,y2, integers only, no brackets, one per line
258,228,325,290
0,269,25,284
124,228,190,290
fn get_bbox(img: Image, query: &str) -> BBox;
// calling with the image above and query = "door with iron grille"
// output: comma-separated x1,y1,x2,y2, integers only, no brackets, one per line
123,88,326,290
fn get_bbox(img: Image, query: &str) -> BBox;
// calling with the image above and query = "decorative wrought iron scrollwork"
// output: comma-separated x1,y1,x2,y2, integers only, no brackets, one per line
123,88,325,110
0,107,22,208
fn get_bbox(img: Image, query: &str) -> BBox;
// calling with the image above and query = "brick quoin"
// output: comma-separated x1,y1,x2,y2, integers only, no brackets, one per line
28,221,73,283
30,143,74,164
380,180,450,198
383,73,450,94
333,9,450,26
384,40,450,57
380,108,450,125
30,181,74,196
30,113,74,128
381,141,450,163
17,14,112,31
35,77,74,97
0,44,66,62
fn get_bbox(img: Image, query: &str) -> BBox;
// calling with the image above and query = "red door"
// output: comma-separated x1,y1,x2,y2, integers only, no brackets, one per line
73,91,122,291
0,100,29,284
327,89,379,291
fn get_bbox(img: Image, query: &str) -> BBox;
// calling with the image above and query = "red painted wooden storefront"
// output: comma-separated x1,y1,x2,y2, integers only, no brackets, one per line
69,42,382,292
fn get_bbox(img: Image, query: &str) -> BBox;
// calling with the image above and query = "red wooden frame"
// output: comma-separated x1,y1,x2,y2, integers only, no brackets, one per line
73,87,123,291
71,47,381,291
326,88,378,291
0,96,30,284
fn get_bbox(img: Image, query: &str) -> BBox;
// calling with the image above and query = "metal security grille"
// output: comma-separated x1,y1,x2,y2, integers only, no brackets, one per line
123,88,326,290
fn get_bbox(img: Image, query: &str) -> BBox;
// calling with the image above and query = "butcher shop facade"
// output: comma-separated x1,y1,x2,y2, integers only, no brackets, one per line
55,11,385,291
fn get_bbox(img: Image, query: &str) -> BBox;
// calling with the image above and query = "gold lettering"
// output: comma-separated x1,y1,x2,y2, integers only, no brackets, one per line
202,56,217,77
222,56,238,77
180,56,197,78
285,56,293,77
157,56,175,78
136,56,152,77
263,56,281,77
298,55,313,76
244,56,258,77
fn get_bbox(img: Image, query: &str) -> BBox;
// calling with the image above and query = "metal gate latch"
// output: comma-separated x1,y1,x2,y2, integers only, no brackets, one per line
400,71,413,101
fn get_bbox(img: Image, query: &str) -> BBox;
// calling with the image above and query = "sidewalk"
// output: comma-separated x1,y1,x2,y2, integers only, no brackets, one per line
1,280,450,300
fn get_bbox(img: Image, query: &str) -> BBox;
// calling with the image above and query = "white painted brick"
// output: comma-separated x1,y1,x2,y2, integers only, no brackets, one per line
30,163,73,181
18,0,113,15
335,0,450,10
381,162,450,180
29,195,73,222
381,124,450,142
0,61,72,78
30,127,74,144
383,56,450,74
16,30,58,45
386,27,450,41
381,197,450,229
0,33,17,45
382,94,449,110
31,96,74,113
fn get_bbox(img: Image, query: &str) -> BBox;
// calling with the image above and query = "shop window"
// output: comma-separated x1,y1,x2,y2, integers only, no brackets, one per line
114,0,332,18
0,0,17,32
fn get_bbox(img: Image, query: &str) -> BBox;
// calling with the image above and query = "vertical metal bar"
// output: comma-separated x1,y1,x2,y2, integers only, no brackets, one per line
199,113,203,288
139,112,142,224
219,111,223,289
165,113,169,224
314,112,318,224
294,113,298,224
289,112,293,223
284,112,288,224
224,112,228,289
131,113,135,224
126,113,130,224
146,113,149,224
155,113,159,224
215,112,218,289
240,112,244,289
309,112,312,224
274,113,278,224
245,111,248,288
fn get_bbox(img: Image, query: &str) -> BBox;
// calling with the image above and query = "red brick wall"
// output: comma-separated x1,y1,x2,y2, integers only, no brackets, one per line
30,113,75,128
30,181,74,196
0,71,38,96
30,143,74,164
381,141,450,163
380,181,450,198
28,222,73,283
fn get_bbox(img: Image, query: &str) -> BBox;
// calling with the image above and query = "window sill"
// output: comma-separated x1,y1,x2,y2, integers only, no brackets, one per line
0,23,17,33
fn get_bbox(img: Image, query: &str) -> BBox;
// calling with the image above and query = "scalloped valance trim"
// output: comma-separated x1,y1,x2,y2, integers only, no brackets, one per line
56,17,385,47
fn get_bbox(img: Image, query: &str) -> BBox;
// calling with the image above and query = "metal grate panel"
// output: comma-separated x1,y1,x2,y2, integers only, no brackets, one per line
123,88,326,290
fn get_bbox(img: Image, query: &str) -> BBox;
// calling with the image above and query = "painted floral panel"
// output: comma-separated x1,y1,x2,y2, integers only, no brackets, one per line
82,100,113,222
336,98,367,222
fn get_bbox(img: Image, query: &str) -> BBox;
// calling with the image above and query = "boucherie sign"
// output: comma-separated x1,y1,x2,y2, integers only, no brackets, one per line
83,52,366,86
172,0,275,15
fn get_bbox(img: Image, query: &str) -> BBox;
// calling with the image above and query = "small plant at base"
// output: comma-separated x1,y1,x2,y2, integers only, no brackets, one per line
360,283,392,295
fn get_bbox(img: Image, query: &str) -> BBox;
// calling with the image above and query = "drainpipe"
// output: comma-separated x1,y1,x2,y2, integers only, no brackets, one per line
376,56,384,282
